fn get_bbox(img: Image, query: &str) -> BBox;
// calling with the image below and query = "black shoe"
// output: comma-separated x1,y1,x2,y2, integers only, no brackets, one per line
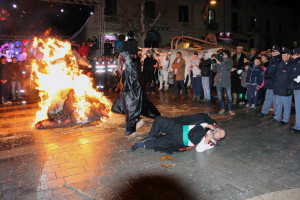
270,118,279,122
130,144,137,152
257,112,268,117
140,136,154,143
291,128,300,133
280,121,289,125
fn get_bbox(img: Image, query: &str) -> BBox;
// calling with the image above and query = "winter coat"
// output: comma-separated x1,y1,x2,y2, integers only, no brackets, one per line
245,65,264,87
232,53,246,70
212,58,232,87
264,55,281,90
9,62,23,81
143,56,157,83
0,62,10,81
199,58,212,77
273,58,293,96
291,57,300,90
171,58,186,81
241,70,248,88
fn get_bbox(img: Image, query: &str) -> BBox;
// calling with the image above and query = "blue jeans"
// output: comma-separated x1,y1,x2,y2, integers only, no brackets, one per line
247,85,259,105
216,86,233,110
11,81,22,99
261,89,277,114
174,74,186,97
294,90,300,130
274,95,292,123
202,76,210,100
191,76,202,96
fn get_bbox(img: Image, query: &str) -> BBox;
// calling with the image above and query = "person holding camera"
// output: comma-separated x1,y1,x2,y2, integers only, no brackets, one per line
271,47,293,125
212,49,235,115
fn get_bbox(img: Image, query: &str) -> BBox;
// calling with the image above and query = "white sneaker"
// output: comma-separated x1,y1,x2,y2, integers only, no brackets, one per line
245,104,250,108
136,119,145,129
250,104,256,110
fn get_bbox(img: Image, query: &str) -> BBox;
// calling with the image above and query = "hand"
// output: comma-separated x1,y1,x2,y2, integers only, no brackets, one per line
256,87,260,90
204,132,213,144
206,124,216,131
1,80,7,84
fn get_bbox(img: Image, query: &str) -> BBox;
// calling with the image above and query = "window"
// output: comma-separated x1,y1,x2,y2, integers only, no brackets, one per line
231,12,238,32
231,0,238,8
208,9,215,25
266,19,270,34
104,0,117,15
179,5,189,22
145,0,155,19
278,22,282,34
250,16,256,31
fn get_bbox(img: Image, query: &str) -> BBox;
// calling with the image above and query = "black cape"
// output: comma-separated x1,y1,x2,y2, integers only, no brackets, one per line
112,63,160,135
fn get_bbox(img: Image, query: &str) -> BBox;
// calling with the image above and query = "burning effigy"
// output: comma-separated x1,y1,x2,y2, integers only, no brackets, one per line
31,38,111,129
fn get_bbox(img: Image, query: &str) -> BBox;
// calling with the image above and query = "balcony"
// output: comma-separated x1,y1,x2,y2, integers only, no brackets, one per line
104,15,119,23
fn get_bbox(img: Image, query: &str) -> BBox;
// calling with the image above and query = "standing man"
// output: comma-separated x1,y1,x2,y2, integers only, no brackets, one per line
231,46,246,105
258,46,282,117
0,56,11,104
199,53,212,101
212,49,235,115
143,50,158,94
9,57,23,100
171,52,186,100
271,47,293,125
189,52,202,100
104,39,112,56
249,48,258,66
291,48,300,133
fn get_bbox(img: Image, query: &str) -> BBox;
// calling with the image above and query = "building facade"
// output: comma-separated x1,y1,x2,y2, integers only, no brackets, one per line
83,0,299,51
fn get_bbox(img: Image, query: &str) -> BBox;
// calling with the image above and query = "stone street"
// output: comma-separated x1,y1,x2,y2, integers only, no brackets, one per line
0,89,299,200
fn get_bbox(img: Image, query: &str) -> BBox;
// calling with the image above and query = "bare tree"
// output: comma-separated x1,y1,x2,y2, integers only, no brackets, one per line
118,0,172,47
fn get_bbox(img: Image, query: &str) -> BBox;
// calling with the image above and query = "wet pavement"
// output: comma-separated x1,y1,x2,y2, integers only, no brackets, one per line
0,88,300,200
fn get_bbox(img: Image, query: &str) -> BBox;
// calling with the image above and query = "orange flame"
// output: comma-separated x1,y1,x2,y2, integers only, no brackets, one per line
44,28,51,36
31,37,111,127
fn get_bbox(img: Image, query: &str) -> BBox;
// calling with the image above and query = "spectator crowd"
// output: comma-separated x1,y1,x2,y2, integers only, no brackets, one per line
0,36,299,134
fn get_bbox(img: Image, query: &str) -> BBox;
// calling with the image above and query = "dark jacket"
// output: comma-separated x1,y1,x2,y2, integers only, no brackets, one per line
264,55,281,90
245,64,264,87
212,58,232,87
9,62,23,81
291,57,300,90
232,53,246,70
273,58,293,96
199,58,212,77
149,113,217,154
0,62,9,81
143,56,158,82
104,43,112,56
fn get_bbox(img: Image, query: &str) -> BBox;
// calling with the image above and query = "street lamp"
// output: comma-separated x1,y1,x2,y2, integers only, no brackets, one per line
201,0,217,36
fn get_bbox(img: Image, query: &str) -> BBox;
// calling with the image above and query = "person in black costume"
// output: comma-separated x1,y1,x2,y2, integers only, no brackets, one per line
130,113,226,154
112,52,160,136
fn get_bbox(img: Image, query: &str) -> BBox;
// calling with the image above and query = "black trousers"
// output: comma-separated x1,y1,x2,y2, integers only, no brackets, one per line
145,116,184,149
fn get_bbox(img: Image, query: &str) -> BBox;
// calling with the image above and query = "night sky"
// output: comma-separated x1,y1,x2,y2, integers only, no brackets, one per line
0,0,94,36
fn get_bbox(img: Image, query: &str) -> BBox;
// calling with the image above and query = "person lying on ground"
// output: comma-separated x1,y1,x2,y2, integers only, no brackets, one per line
130,113,226,154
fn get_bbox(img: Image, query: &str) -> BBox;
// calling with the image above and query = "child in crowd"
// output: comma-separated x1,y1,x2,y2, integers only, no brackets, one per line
239,62,250,105
245,58,264,110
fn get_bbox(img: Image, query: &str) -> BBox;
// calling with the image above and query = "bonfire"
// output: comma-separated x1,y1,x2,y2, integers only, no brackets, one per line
31,38,111,129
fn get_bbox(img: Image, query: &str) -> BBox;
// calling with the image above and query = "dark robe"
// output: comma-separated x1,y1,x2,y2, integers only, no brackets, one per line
111,62,160,135
231,53,246,93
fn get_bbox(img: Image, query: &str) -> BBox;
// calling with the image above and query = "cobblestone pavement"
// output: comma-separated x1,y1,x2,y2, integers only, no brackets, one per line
0,89,299,200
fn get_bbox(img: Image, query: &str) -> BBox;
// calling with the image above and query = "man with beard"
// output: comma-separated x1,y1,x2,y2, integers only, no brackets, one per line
130,113,225,154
